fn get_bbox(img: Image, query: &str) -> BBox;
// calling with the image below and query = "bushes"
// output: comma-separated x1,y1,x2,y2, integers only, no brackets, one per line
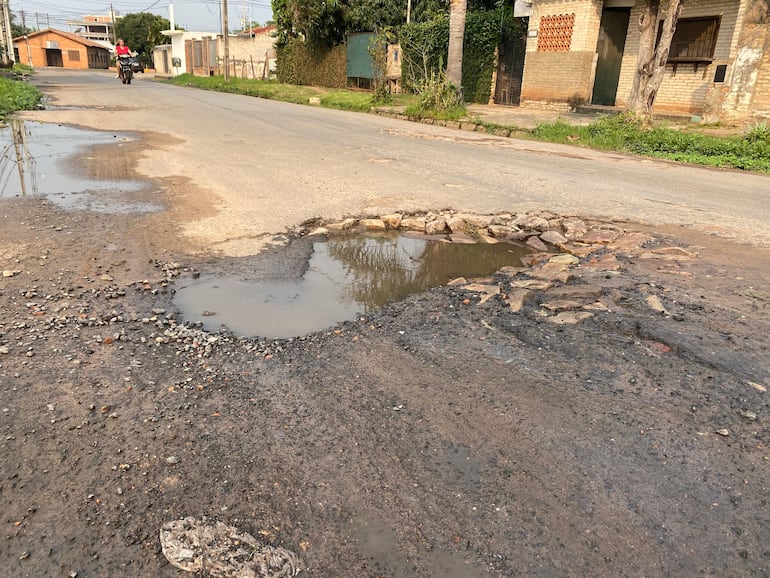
276,39,347,88
400,9,513,104
0,75,42,117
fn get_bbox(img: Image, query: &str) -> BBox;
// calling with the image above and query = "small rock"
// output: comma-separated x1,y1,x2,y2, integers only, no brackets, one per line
455,213,492,228
540,300,582,311
715,429,730,437
540,230,568,245
507,288,531,312
645,295,669,315
526,236,549,252
308,227,328,236
380,214,402,229
3,270,19,278
561,218,588,239
0,346,9,354
579,229,619,244
445,217,466,233
165,456,180,465
360,218,386,231
546,311,593,325
513,215,550,232
326,218,357,231
425,218,448,235
447,277,467,286
488,225,513,238
549,253,580,265
477,234,498,244
400,217,427,232
738,410,757,421
511,279,552,291
747,381,767,393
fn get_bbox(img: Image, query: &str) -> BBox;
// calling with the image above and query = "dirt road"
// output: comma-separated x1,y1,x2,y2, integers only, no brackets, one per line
1,71,769,577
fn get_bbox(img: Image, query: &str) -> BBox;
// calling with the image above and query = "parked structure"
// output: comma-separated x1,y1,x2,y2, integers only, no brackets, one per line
517,0,769,121
13,28,110,69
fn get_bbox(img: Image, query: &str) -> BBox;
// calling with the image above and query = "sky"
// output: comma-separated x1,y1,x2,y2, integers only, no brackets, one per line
9,0,274,33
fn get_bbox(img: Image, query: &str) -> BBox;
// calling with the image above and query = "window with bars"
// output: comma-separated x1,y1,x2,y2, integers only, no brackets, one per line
659,17,721,62
68,50,80,62
193,41,203,67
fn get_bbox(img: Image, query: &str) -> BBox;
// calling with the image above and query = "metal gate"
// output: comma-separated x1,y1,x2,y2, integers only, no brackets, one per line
494,32,526,106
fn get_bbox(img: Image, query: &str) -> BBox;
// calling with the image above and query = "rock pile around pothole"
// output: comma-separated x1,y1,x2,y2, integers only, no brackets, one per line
160,518,301,577
305,210,700,324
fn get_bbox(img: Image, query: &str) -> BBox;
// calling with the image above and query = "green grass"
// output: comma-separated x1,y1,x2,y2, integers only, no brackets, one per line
0,73,42,118
531,114,770,173
166,74,418,113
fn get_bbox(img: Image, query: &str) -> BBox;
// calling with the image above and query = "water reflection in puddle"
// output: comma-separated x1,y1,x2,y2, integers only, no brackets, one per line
0,119,159,213
174,234,530,339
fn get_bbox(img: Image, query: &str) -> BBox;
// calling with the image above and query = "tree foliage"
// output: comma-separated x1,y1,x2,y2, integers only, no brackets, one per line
271,0,501,46
114,12,170,60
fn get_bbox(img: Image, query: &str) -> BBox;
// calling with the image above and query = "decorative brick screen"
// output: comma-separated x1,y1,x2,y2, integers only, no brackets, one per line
537,14,575,52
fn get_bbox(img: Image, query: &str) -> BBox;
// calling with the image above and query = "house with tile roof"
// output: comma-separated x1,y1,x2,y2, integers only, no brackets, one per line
13,28,110,70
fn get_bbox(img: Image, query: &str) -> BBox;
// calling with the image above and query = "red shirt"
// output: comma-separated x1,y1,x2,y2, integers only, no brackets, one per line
115,45,131,57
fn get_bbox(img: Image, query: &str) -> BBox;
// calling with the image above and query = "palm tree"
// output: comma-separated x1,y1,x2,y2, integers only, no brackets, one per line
446,0,467,98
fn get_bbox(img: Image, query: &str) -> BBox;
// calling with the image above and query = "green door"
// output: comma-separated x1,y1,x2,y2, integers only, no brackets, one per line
591,8,630,105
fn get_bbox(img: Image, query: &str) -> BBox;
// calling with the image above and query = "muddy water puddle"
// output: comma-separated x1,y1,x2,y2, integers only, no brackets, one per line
0,120,159,213
175,234,530,339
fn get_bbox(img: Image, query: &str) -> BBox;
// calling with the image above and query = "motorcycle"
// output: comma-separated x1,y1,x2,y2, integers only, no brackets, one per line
117,55,133,85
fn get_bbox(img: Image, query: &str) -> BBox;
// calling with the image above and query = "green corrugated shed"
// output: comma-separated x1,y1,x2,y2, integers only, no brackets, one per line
346,32,375,79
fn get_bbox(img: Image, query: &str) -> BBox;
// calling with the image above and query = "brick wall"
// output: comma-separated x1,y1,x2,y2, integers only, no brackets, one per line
521,0,603,106
615,0,743,115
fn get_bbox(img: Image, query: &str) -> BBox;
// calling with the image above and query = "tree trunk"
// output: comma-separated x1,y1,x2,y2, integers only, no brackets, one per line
627,0,682,119
446,0,467,95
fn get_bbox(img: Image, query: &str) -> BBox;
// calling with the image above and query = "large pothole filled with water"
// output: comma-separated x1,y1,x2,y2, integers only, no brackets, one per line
174,233,532,339
0,120,160,213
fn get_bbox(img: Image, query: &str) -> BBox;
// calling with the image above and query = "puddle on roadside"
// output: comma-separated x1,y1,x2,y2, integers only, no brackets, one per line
174,234,530,339
0,119,160,213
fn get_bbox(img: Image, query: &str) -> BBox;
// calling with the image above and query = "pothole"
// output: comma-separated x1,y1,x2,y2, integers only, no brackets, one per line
0,120,160,213
173,233,531,339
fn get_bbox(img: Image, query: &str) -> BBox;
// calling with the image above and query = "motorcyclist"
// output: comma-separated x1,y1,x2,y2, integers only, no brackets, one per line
115,39,135,80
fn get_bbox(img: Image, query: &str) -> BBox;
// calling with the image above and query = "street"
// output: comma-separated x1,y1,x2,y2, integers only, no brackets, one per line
0,68,768,577
24,69,770,254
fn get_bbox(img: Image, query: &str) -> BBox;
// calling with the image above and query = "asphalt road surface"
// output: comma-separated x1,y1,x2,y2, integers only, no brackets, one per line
24,68,770,255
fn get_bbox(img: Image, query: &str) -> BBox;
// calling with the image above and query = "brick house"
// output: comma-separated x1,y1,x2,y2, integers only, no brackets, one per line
518,0,769,121
13,28,110,70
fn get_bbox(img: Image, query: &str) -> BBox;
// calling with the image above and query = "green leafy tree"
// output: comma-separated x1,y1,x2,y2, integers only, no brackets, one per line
114,12,170,62
10,11,33,38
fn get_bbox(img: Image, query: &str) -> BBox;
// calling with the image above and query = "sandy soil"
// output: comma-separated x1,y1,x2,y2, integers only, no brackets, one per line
0,129,769,578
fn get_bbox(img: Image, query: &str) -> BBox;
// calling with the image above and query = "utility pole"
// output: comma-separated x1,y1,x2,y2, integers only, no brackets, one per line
110,4,117,44
0,0,14,65
222,0,230,82
21,10,32,67
407,0,412,24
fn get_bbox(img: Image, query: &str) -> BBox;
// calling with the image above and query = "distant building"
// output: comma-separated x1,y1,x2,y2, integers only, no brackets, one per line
13,28,110,69
66,14,118,46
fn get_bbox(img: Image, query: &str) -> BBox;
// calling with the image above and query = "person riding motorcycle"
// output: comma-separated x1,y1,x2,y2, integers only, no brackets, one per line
115,39,135,80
